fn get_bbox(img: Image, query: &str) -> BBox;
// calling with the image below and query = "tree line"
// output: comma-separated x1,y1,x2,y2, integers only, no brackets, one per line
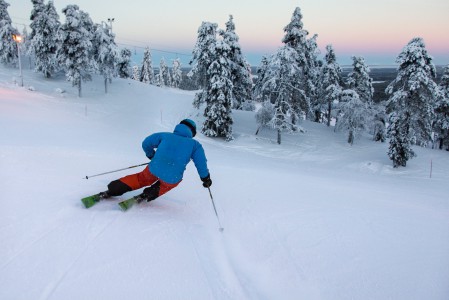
0,0,183,96
189,6,449,167
2,2,448,167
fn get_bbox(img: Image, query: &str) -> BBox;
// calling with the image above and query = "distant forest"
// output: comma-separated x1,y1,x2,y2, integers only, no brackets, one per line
181,66,446,104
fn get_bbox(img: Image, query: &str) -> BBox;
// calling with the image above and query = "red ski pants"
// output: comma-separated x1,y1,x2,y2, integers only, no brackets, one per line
108,166,180,200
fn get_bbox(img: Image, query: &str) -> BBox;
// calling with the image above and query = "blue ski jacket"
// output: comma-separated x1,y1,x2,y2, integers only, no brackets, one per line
142,123,209,184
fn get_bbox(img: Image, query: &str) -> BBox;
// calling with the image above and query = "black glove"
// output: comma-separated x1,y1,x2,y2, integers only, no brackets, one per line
201,174,212,188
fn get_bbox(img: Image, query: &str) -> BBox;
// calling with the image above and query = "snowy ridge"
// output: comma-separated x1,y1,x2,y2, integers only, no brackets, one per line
1,66,449,300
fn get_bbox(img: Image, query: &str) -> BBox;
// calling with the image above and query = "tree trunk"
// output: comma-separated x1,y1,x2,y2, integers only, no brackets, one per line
277,129,281,145
314,110,321,123
78,80,82,97
348,130,354,145
104,78,108,94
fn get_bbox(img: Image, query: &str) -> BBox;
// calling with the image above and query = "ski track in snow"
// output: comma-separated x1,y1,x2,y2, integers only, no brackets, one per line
40,212,120,300
164,193,250,299
185,224,250,299
1,221,62,271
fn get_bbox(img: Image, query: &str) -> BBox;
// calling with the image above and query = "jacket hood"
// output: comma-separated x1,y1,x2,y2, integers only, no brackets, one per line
173,123,193,138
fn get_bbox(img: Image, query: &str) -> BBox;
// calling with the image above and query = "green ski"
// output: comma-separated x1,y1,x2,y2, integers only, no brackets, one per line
81,192,109,208
118,197,138,211
118,193,149,212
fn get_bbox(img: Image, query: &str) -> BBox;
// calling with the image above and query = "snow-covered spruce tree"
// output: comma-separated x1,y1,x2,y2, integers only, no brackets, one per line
189,21,218,108
0,0,19,65
435,64,449,150
117,48,132,79
261,6,317,143
305,34,323,122
335,89,369,145
56,5,94,97
253,55,276,103
319,45,343,126
219,15,253,110
281,6,311,128
140,47,155,84
387,113,415,167
372,103,387,142
28,0,60,78
386,37,441,167
346,56,374,105
386,38,441,161
171,58,182,88
30,0,45,26
202,40,233,141
346,56,378,137
271,45,300,144
132,65,140,81
92,22,118,93
157,57,171,87
255,100,275,135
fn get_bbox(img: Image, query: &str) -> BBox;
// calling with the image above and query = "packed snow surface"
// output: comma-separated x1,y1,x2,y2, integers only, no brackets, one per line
1,67,448,300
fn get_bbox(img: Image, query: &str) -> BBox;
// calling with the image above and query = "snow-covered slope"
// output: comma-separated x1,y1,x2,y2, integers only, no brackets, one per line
1,66,448,300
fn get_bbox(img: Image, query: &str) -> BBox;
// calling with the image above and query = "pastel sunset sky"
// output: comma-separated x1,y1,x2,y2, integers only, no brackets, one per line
8,0,449,66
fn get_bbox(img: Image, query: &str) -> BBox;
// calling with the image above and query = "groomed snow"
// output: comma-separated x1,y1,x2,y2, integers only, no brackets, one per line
1,66,448,300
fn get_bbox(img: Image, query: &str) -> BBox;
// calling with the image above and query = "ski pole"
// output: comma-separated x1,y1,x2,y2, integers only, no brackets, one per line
84,162,149,179
207,187,224,232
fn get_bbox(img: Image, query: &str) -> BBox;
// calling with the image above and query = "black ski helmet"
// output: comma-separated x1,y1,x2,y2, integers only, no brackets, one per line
180,119,197,137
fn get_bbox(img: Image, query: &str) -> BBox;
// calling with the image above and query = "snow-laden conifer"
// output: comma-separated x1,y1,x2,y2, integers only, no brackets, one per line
335,89,369,145
386,37,441,166
219,15,253,110
435,64,449,149
387,113,416,167
270,45,300,144
305,34,322,122
189,22,218,108
319,45,343,126
30,0,45,25
281,7,310,126
372,104,387,142
157,57,171,87
0,0,19,65
92,22,119,93
132,65,140,81
171,58,182,88
255,100,275,135
346,56,374,105
117,48,132,79
140,47,155,84
29,0,60,78
202,40,233,141
253,55,275,103
56,5,94,97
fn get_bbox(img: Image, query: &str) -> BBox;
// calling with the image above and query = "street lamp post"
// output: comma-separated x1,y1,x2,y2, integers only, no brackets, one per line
12,34,23,87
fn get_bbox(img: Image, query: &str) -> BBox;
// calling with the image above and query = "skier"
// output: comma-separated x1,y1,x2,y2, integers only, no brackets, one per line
96,119,212,204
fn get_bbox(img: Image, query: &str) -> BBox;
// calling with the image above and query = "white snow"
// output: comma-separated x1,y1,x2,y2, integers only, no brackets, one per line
1,66,448,300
